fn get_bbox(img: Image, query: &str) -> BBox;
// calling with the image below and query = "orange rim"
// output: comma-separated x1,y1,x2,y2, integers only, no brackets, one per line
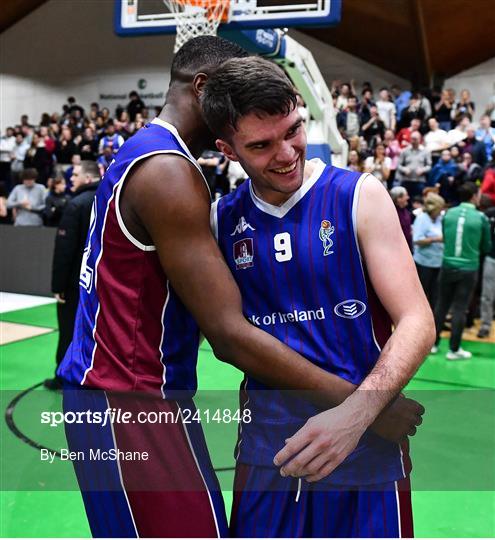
174,0,230,22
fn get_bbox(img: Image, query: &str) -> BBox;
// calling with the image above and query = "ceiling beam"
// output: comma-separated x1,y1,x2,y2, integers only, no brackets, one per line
0,0,48,34
303,0,495,87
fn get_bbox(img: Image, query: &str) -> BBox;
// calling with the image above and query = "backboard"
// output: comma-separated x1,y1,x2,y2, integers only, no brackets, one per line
115,0,341,36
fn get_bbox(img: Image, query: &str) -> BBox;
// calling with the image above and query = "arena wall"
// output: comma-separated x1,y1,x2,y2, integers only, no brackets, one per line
444,58,495,121
1,0,407,130
0,225,56,296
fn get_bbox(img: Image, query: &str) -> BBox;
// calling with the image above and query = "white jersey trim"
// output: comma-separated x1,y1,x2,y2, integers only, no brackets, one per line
178,409,221,538
248,158,326,218
394,481,403,538
114,118,212,252
352,173,382,354
104,393,139,537
210,199,220,241
81,180,120,385
115,147,209,252
159,280,171,399
150,118,212,198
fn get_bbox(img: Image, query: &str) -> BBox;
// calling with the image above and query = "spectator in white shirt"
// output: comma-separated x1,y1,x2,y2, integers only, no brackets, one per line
334,82,353,112
364,143,391,186
424,118,450,155
10,133,30,184
376,88,397,131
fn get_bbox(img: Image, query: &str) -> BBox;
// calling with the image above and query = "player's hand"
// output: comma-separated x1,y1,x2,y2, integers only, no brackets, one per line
273,402,366,483
370,394,424,442
54,293,66,304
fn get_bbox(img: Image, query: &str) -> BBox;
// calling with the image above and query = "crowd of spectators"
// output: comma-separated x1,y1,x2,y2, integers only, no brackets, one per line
0,83,494,342
332,81,495,344
0,93,151,226
333,81,495,207
0,91,251,226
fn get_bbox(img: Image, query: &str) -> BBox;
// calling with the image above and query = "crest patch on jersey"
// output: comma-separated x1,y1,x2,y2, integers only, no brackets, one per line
319,219,335,256
233,238,254,270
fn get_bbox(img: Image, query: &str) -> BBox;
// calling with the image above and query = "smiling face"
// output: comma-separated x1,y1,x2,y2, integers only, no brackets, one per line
216,105,306,206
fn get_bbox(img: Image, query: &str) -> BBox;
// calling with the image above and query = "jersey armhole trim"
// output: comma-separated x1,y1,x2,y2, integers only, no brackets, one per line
151,118,212,199
352,172,382,354
115,150,206,252
351,172,369,256
210,199,220,241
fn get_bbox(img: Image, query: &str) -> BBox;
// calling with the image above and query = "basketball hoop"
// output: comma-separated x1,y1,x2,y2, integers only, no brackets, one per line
163,0,231,53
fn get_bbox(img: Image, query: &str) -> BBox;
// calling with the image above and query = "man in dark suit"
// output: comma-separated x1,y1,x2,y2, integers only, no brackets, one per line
44,160,100,390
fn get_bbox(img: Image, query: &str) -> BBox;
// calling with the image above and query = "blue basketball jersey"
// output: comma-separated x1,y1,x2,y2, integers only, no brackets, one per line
58,119,204,398
212,160,409,485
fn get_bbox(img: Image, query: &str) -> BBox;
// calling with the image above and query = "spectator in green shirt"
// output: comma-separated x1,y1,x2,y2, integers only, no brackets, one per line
432,182,492,359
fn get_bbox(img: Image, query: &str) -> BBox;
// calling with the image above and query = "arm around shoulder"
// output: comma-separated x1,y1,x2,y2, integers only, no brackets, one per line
126,154,355,403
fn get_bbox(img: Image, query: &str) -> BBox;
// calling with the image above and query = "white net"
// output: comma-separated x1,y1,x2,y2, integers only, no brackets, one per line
163,0,231,53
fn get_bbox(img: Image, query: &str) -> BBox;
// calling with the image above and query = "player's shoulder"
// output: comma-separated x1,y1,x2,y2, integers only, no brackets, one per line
216,178,251,211
115,121,178,158
323,164,369,193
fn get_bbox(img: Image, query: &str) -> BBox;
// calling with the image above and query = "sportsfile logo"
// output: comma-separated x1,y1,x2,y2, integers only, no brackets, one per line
333,300,366,319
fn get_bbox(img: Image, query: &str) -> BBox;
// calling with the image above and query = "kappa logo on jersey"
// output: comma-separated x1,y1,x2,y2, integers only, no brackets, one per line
334,299,367,319
231,216,256,236
319,219,335,256
233,238,254,270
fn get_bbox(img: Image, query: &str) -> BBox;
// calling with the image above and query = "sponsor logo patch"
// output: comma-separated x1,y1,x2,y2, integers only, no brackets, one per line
334,299,366,319
233,238,254,270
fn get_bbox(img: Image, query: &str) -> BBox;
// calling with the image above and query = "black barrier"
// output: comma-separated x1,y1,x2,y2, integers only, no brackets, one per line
0,224,56,296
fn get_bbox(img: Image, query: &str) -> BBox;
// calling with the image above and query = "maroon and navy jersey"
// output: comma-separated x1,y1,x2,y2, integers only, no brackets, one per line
58,119,204,398
212,161,410,485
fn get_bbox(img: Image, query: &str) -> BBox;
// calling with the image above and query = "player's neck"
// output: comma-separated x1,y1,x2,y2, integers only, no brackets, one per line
158,103,209,159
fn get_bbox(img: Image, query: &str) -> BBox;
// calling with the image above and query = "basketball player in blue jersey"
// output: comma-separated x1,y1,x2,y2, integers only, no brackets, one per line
58,37,426,537
202,56,435,537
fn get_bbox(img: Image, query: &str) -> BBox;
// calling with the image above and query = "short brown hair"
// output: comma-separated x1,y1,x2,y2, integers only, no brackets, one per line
80,160,100,180
20,168,38,181
201,56,298,139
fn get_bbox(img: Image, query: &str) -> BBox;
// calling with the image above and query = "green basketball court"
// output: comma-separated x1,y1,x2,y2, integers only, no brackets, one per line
1,302,494,537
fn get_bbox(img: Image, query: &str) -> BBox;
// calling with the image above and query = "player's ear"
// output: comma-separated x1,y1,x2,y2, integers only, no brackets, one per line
216,138,238,161
192,73,208,99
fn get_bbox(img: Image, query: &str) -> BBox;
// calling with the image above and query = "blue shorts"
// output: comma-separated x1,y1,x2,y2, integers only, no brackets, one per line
63,384,228,537
230,464,413,538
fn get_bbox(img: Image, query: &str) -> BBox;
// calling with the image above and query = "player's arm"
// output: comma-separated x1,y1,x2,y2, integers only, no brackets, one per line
275,175,432,481
31,188,47,213
354,175,434,410
6,188,20,209
125,154,354,403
